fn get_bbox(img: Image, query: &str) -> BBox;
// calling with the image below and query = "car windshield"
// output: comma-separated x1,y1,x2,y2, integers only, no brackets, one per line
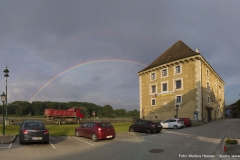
98,123,112,128
24,122,45,129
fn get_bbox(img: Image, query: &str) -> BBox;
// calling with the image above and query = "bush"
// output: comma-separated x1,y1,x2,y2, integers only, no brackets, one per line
225,138,238,145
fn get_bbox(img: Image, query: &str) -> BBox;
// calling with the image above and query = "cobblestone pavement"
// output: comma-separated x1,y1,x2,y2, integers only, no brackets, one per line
213,122,240,160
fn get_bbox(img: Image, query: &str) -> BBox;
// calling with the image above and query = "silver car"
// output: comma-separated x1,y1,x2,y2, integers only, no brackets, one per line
161,118,184,129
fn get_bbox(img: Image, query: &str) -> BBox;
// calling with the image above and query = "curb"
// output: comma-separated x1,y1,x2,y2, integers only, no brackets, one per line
116,132,147,136
0,135,17,144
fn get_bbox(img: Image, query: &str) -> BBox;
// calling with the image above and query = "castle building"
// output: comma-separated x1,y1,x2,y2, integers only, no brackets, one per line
138,40,225,122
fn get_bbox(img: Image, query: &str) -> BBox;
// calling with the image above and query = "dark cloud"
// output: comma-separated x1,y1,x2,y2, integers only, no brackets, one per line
0,1,239,110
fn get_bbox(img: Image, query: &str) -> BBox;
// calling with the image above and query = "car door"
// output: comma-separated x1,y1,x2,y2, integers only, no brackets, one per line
139,121,148,132
134,121,142,132
169,119,176,128
80,122,89,137
162,120,170,128
85,122,95,138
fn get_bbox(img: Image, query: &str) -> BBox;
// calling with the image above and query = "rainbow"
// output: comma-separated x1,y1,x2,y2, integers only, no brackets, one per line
30,59,147,102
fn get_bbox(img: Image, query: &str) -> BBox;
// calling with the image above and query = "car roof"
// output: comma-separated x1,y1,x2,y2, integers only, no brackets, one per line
22,120,42,123
83,121,110,123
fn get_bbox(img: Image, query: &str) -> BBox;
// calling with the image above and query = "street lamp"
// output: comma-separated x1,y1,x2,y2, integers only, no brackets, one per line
1,92,6,135
3,66,9,121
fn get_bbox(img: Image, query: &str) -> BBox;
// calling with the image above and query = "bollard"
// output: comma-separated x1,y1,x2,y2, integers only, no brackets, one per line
224,146,226,152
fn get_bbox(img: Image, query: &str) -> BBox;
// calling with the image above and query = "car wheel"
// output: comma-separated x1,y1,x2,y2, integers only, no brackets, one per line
156,130,160,133
92,133,98,142
174,125,178,130
129,128,134,132
75,131,79,137
19,138,24,145
44,141,49,144
146,129,151,134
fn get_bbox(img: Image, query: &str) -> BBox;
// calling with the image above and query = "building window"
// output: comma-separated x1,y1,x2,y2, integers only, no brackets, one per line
151,85,156,93
207,69,209,77
207,82,210,91
162,83,167,91
151,98,156,106
207,96,210,104
175,65,181,74
162,69,167,77
150,72,156,80
175,80,182,89
176,95,182,103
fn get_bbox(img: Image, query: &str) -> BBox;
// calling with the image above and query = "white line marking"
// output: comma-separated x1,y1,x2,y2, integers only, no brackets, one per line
113,139,125,142
73,137,95,146
8,143,12,148
49,142,56,149
0,143,12,149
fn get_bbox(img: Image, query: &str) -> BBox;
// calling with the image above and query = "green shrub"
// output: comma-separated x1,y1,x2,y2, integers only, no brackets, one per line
225,138,238,145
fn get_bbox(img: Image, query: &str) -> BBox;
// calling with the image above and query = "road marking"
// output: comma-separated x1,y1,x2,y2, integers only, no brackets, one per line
0,143,12,149
113,139,125,142
49,142,56,149
73,137,95,146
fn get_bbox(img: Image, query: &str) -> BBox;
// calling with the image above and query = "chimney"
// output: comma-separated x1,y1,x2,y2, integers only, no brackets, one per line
195,48,200,53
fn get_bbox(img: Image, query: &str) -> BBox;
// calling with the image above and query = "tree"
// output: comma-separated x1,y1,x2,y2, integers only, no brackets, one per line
114,109,126,117
102,105,114,117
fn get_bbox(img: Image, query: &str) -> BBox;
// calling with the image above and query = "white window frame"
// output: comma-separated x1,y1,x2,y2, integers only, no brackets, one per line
149,83,157,95
150,71,156,81
174,64,182,75
151,98,156,106
161,81,168,92
161,68,168,78
176,95,182,104
173,78,183,90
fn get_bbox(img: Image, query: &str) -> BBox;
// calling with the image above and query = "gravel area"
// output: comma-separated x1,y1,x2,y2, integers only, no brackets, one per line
0,135,16,143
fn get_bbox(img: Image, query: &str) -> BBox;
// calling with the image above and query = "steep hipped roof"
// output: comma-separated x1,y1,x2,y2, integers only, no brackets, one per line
139,40,200,72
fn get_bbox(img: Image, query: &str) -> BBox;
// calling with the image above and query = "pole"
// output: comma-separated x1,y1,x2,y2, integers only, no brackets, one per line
5,77,7,120
2,102,5,135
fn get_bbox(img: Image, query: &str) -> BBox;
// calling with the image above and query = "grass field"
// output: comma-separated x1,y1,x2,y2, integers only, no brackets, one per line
0,122,133,136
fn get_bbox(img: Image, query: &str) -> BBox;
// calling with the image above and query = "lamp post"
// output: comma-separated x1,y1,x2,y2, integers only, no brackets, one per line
3,66,9,121
1,92,6,135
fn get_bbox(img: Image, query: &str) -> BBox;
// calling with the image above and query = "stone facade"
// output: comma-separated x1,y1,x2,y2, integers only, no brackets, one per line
138,41,224,122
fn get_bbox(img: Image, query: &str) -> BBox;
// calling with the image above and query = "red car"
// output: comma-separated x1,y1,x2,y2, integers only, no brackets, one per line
75,121,116,142
179,118,192,127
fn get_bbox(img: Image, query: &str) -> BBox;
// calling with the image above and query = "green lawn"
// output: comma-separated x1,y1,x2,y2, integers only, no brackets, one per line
1,122,132,136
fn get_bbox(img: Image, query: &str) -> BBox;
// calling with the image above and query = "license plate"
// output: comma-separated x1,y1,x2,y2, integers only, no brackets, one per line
32,137,42,140
106,135,112,138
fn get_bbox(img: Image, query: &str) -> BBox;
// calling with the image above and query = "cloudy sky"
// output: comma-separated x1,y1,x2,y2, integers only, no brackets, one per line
0,1,240,110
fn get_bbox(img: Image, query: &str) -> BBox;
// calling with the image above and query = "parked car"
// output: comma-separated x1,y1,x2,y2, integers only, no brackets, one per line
161,118,184,129
179,118,192,127
132,118,143,123
18,120,49,144
129,120,162,134
75,121,116,142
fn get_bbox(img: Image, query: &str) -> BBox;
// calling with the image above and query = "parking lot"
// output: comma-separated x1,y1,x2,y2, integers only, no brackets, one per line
0,133,149,160
0,119,239,160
